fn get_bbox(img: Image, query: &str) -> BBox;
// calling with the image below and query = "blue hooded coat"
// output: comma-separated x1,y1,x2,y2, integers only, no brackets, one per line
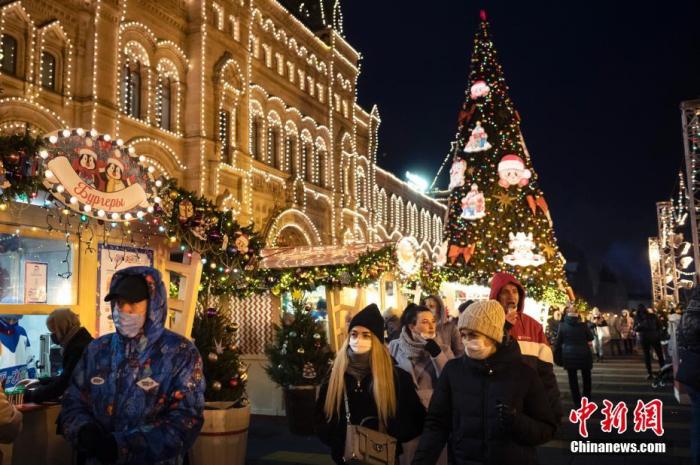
60,266,205,465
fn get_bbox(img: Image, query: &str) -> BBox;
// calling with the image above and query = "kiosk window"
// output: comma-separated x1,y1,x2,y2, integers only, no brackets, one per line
0,234,75,305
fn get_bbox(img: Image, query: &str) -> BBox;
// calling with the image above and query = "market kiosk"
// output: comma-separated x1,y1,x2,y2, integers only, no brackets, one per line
0,130,202,464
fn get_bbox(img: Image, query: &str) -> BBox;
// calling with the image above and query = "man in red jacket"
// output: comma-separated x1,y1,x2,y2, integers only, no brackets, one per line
490,272,563,421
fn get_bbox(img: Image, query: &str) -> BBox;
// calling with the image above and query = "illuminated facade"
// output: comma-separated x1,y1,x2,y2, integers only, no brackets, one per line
0,0,444,257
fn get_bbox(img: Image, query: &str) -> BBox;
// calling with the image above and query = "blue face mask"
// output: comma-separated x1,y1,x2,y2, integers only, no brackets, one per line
114,310,146,338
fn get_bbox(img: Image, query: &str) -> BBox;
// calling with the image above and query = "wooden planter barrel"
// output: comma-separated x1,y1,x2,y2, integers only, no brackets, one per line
189,402,250,465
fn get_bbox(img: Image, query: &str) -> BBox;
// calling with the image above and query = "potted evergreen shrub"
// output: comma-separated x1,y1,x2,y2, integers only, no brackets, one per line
265,299,334,435
190,305,250,465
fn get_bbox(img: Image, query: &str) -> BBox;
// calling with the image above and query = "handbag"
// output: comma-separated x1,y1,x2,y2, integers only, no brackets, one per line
676,348,700,391
597,326,611,344
343,388,397,465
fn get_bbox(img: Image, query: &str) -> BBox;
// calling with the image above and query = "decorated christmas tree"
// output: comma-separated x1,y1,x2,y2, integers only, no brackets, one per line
441,10,569,299
191,302,247,403
265,300,334,387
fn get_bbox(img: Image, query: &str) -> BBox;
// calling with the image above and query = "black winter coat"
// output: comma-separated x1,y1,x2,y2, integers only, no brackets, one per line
24,327,93,404
411,341,557,465
678,296,700,353
555,316,594,371
634,311,661,343
315,368,426,464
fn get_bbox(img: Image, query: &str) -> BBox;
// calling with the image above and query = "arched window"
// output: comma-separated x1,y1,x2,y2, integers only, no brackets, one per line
40,51,57,90
218,110,231,163
1,35,18,76
318,151,327,187
251,118,262,161
158,76,172,131
305,144,314,182
285,136,295,175
121,60,142,118
269,129,280,168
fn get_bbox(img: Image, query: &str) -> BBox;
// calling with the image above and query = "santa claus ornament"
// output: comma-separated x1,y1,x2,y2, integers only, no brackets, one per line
463,121,492,153
470,80,490,99
460,184,486,220
498,154,531,188
448,157,467,191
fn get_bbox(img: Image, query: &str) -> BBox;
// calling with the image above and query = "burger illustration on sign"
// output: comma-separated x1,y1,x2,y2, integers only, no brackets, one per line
41,129,162,221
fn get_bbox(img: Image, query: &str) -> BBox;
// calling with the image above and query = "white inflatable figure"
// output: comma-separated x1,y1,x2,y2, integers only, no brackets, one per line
0,315,30,370
498,154,532,188
460,184,486,220
463,121,492,153
448,158,467,191
470,80,491,99
436,240,449,266
503,232,546,267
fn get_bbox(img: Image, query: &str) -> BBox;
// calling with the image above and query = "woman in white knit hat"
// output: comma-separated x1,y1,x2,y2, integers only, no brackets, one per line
411,300,557,465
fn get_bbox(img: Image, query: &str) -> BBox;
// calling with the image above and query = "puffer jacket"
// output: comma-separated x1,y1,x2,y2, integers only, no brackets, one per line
411,341,557,465
60,267,205,465
555,315,594,371
634,310,661,343
489,273,562,422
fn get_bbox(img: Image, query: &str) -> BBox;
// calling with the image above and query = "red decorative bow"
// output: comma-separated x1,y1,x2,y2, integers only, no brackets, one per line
448,244,476,264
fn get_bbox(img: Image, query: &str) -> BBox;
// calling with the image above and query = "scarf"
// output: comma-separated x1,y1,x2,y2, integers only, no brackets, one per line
398,327,428,359
346,348,371,382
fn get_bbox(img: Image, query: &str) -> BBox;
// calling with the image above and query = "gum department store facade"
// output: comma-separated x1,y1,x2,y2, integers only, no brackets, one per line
0,0,445,258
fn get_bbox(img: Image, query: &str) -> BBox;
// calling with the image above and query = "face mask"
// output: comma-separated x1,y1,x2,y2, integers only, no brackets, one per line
50,333,60,345
463,335,495,360
349,337,372,354
114,310,146,338
420,332,436,340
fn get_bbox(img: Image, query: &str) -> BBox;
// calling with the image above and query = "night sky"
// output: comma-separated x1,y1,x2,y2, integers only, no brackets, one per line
342,1,700,296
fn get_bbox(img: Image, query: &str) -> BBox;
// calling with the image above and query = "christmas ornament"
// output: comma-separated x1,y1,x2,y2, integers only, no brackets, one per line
313,333,321,340
221,234,229,251
302,362,317,379
228,343,238,352
541,243,556,259
178,199,194,223
498,155,531,188
208,352,218,362
229,378,239,387
297,347,305,354
211,381,222,391
448,157,467,191
526,195,553,225
396,237,420,276
206,307,218,317
463,121,492,153
503,232,546,267
448,244,476,265
436,240,449,266
214,339,225,355
289,331,297,338
234,233,250,252
457,102,476,128
493,191,517,209
470,80,490,99
460,184,486,220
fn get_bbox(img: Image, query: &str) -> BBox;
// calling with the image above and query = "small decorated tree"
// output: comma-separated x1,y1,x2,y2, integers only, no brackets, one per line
265,299,334,387
191,303,247,404
265,298,334,435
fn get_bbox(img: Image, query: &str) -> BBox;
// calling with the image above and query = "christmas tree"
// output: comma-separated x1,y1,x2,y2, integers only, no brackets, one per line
265,300,334,387
441,10,568,299
191,303,247,403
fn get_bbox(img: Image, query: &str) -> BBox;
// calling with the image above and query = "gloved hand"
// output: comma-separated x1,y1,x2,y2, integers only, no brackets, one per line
424,339,442,358
78,423,118,463
496,401,517,433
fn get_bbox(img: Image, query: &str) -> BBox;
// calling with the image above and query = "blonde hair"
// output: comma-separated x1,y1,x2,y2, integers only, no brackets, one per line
323,334,397,428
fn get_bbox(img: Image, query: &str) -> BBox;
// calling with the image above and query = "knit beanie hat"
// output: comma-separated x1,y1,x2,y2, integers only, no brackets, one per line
349,304,384,341
457,300,505,343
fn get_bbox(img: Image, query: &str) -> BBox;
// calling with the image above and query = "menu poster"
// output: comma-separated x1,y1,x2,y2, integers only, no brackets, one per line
97,244,153,336
23,261,48,304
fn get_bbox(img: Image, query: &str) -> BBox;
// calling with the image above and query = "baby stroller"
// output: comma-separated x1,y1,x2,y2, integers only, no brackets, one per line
651,363,674,389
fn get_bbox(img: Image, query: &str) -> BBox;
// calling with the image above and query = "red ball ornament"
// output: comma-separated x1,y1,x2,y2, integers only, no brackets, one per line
229,378,239,387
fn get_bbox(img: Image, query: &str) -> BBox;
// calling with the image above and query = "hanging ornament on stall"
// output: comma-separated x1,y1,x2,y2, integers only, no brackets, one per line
460,184,487,220
41,129,162,222
396,237,421,277
503,232,546,267
463,122,492,153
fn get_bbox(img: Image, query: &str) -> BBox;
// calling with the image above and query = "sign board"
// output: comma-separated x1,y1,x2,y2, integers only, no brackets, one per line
41,129,162,222
24,261,47,304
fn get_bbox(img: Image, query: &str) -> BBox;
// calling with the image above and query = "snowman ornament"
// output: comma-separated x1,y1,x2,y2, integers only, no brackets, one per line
448,157,467,191
498,154,531,188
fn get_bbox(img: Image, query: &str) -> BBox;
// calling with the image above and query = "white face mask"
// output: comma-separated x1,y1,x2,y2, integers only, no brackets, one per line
420,332,436,340
462,335,495,360
349,337,372,354
114,310,146,338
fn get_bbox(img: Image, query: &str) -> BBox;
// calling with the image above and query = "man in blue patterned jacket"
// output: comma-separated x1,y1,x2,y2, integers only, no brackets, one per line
60,266,205,465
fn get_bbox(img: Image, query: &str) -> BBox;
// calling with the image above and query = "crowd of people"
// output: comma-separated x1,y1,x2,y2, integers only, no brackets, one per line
0,264,697,465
